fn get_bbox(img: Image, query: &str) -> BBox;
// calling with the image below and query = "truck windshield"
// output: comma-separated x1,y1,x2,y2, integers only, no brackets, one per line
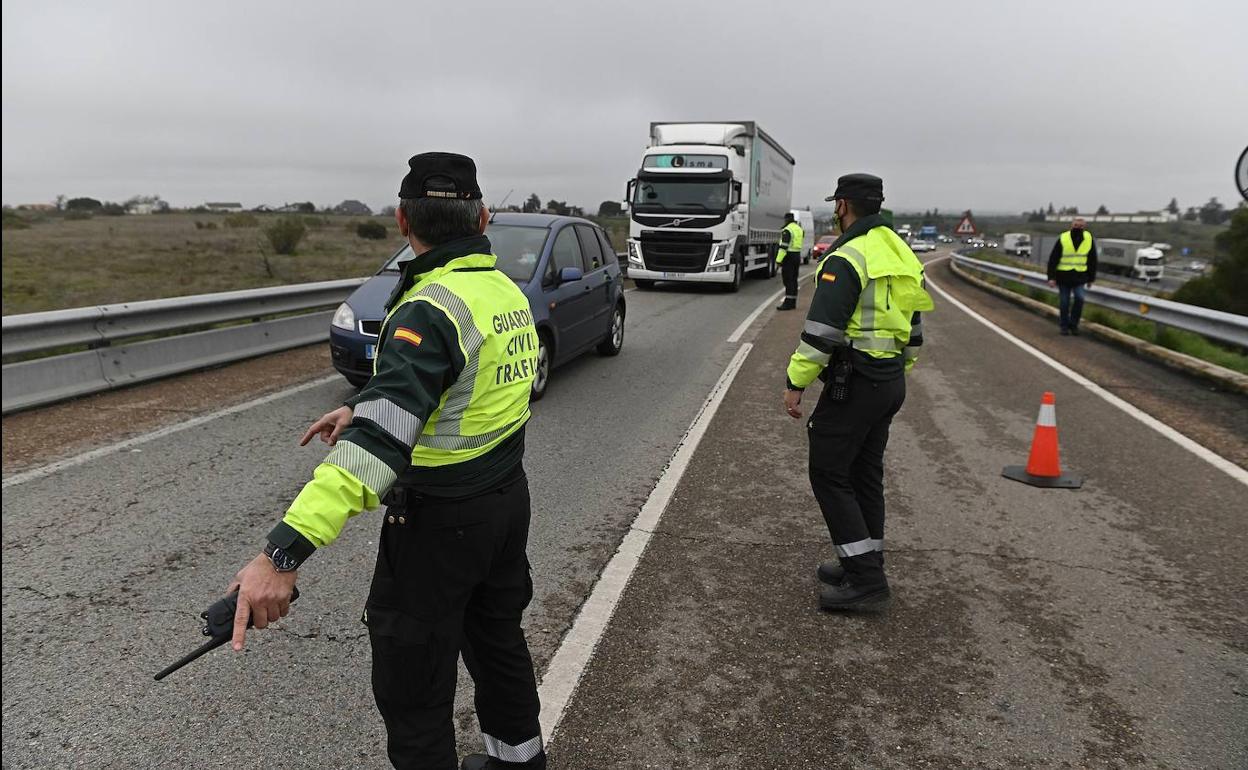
633,179,730,213
1139,256,1164,265
382,224,549,283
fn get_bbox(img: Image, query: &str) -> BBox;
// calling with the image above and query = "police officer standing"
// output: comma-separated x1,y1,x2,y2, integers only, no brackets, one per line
775,212,804,310
228,153,547,770
1046,216,1097,335
782,173,933,610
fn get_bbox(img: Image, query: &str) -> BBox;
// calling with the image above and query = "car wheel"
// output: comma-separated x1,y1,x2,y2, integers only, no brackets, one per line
345,373,370,388
597,304,625,356
530,332,552,402
634,279,655,290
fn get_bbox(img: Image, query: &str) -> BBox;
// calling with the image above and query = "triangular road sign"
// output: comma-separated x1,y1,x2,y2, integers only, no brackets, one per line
954,214,977,235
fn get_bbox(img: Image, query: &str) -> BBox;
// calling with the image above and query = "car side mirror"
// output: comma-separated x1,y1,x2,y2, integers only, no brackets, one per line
558,266,584,284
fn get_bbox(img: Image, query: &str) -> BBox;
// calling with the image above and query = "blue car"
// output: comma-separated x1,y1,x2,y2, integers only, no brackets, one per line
329,213,626,400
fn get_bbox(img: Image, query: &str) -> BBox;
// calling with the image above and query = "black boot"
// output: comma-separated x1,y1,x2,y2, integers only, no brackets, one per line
462,753,547,770
816,559,845,585
819,580,891,611
776,300,796,311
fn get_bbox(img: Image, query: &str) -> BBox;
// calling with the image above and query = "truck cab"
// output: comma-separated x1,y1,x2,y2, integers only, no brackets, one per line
625,122,794,292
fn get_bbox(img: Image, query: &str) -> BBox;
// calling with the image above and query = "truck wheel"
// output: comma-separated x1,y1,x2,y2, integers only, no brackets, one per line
726,255,743,292
634,279,655,290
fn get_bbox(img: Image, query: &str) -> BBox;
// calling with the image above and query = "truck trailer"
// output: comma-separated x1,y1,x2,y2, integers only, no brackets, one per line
1002,233,1032,258
625,122,794,291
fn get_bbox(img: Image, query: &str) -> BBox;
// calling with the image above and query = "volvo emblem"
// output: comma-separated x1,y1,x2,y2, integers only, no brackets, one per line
665,217,693,227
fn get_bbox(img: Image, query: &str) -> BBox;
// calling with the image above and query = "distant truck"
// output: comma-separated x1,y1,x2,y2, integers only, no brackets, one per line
918,225,938,241
1098,238,1165,282
1002,233,1032,258
625,121,795,291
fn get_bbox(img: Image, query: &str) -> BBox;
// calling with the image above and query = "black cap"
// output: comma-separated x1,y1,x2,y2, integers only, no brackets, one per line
399,152,483,200
824,173,884,202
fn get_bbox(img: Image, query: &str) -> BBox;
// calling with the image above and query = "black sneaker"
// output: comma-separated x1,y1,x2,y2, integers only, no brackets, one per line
776,302,796,311
1060,328,1071,336
461,752,547,770
819,581,891,611
816,559,845,585
1070,326,1080,336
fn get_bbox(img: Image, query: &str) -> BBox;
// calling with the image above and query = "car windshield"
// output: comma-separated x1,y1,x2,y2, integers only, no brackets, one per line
633,178,730,213
382,224,549,283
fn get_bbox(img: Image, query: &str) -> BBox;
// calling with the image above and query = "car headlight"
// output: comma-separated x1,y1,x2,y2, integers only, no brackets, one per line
627,240,643,265
331,302,356,331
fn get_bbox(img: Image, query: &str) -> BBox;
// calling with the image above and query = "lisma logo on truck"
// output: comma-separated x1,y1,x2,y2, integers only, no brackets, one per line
643,154,727,170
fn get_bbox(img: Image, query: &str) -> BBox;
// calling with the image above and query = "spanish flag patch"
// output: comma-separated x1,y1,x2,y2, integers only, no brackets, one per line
820,273,837,283
393,327,423,347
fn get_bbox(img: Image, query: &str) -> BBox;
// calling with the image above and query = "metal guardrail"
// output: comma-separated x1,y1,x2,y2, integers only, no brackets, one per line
1,278,365,413
950,252,1248,349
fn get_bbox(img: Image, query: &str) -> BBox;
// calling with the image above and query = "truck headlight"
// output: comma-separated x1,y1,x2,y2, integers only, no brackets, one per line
707,241,731,266
627,240,643,266
331,302,356,331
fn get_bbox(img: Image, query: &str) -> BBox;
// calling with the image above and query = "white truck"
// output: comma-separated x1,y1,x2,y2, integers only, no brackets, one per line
1098,238,1165,282
1002,232,1032,258
625,122,794,291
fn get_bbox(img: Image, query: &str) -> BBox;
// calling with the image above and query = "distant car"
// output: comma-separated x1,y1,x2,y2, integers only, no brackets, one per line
984,239,999,249
329,213,626,401
810,234,837,261
1187,259,1208,274
937,234,954,243
911,239,937,253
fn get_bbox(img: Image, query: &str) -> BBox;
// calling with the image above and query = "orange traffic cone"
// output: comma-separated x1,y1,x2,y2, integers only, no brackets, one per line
1002,391,1083,489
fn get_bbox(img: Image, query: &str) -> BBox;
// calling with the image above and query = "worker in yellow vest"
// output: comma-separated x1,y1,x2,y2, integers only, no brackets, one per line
227,153,547,770
775,212,805,310
1046,217,1098,335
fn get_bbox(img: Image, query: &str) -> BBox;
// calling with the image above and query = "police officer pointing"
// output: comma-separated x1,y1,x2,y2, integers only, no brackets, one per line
229,153,547,769
783,173,933,611
775,212,804,310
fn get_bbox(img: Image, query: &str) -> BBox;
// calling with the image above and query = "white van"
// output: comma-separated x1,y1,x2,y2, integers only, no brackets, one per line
790,209,815,264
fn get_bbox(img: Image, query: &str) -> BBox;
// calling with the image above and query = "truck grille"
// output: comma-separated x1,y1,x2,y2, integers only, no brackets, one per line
639,231,713,273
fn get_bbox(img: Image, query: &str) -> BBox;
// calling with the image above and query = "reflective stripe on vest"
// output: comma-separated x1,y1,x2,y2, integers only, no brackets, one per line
382,254,535,467
1058,230,1092,272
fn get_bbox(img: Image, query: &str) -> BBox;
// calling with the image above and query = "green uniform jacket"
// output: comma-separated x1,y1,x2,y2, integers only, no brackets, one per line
268,234,534,560
786,214,933,389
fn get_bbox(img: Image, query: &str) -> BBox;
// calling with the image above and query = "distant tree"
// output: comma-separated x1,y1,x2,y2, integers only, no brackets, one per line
545,199,570,216
1172,207,1248,314
1095,204,1109,215
101,202,127,216
523,193,541,213
54,194,66,211
1198,196,1228,225
66,197,102,211
1183,206,1199,222
1047,202,1055,215
597,200,623,217
1027,209,1046,223
568,205,585,218
1166,197,1180,215
294,201,317,213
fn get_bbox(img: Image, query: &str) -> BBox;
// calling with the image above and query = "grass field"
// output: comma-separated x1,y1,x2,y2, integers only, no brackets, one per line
2,212,402,315
2,211,635,316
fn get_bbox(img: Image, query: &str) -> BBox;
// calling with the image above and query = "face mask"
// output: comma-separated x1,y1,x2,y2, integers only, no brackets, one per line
834,203,845,234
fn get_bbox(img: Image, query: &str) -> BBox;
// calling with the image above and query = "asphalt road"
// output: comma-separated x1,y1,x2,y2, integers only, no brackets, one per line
1,272,793,768
549,255,1247,768
5,252,1245,769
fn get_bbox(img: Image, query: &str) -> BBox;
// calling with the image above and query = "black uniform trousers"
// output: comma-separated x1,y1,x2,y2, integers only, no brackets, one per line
780,251,800,306
364,473,543,770
807,373,906,587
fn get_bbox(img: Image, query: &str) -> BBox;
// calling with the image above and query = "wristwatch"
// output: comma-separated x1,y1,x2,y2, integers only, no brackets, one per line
264,540,302,572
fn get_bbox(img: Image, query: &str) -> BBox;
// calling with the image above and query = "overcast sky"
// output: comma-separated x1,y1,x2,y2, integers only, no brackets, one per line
3,0,1245,215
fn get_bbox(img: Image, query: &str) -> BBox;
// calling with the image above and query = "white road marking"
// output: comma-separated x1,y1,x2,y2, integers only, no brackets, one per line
537,342,755,740
926,260,1248,486
726,268,815,343
2,375,343,489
